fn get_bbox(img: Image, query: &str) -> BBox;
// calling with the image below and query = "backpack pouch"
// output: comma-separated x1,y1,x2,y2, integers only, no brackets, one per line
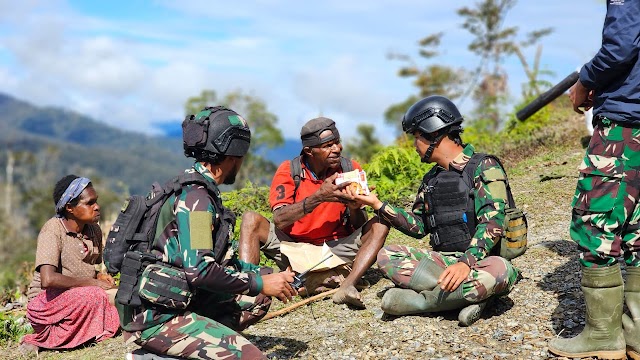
138,263,193,309
501,207,528,260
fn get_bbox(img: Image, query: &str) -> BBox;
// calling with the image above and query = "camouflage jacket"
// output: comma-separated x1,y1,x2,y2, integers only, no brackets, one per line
121,162,263,332
376,145,509,267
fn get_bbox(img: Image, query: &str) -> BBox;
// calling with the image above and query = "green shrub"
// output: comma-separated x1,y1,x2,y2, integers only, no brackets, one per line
0,312,32,346
363,137,430,207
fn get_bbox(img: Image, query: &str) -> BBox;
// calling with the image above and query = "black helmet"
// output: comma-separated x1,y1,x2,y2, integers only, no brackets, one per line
402,95,463,135
182,106,251,159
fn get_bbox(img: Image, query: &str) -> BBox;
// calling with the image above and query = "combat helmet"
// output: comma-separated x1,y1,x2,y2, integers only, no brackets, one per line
402,95,463,135
182,106,251,160
402,95,463,162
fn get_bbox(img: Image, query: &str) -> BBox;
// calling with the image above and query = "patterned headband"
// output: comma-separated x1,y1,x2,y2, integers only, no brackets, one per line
55,177,91,217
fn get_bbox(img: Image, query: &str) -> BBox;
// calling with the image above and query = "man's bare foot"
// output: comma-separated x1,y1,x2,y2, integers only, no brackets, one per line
332,284,365,308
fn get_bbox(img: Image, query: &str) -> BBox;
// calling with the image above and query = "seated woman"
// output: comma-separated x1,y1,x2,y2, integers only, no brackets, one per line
21,175,119,353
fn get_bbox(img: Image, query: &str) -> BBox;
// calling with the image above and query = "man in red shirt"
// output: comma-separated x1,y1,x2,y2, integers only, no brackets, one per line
239,117,389,308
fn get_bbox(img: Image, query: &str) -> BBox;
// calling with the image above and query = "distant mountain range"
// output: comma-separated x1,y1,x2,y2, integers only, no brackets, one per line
0,93,301,194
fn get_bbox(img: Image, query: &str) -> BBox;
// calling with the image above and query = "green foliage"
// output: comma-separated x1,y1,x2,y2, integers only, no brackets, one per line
222,182,271,238
363,137,430,207
0,312,32,346
344,124,384,164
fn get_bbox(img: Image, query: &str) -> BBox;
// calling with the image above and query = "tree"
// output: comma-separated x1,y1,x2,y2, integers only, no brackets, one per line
184,89,284,188
385,33,467,136
344,124,383,164
184,90,217,116
457,0,552,131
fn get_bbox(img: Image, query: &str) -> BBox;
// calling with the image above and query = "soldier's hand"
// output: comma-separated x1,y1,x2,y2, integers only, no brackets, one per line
437,262,470,292
352,191,383,210
261,269,297,303
316,173,354,204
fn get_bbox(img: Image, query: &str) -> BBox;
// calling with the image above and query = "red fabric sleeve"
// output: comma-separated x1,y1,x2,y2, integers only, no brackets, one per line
269,161,296,210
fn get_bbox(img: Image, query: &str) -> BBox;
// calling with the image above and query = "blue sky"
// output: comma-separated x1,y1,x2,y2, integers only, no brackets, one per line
0,0,605,143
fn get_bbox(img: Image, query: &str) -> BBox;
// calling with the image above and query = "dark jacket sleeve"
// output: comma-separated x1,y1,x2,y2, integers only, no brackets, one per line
580,1,640,89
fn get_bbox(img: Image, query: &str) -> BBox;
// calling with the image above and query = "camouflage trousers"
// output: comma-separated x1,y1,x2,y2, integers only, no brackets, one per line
132,293,271,359
377,245,519,302
571,119,640,268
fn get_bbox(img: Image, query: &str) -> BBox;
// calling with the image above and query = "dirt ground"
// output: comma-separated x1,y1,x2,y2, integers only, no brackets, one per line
6,137,611,360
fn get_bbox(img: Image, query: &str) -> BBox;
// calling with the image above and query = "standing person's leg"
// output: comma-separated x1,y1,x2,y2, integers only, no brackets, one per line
548,121,638,359
138,312,266,360
332,217,389,307
620,129,640,359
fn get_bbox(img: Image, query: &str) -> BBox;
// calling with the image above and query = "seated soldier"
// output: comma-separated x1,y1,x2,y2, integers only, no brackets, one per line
351,96,520,326
239,117,389,308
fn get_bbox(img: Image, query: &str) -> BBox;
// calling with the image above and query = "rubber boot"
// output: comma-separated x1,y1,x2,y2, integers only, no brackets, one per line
458,298,491,327
548,263,626,359
408,257,445,292
623,266,640,360
381,285,470,316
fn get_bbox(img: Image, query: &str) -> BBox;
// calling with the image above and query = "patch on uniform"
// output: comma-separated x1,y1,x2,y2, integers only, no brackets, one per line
487,181,508,202
481,167,506,182
228,114,248,127
189,211,213,250
481,168,508,201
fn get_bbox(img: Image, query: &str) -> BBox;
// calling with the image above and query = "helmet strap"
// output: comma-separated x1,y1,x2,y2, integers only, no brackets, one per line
421,133,446,163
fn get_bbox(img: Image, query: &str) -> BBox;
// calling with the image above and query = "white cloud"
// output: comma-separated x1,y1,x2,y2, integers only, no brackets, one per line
0,0,607,146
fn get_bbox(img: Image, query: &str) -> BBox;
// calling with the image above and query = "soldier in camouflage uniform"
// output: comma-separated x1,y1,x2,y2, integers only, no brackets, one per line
350,95,519,327
548,1,640,359
120,106,297,360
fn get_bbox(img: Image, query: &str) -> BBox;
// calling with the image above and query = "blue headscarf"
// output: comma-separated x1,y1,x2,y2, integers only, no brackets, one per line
55,177,91,217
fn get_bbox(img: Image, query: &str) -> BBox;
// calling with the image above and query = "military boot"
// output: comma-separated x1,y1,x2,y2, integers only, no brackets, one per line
407,257,445,292
381,285,470,316
548,263,626,359
623,266,640,360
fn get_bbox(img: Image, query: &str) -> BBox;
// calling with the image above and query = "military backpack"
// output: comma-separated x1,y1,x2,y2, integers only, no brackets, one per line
103,171,228,308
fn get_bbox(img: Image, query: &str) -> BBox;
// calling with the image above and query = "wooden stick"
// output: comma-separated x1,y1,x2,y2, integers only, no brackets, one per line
262,288,339,321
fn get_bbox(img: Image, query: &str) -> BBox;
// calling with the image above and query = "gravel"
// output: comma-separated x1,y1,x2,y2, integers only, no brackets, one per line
244,146,599,360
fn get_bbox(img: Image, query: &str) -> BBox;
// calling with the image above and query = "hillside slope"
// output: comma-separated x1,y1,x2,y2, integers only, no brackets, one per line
0,93,190,194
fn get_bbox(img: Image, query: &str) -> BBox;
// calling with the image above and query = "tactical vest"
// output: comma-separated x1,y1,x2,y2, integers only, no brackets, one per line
423,153,514,253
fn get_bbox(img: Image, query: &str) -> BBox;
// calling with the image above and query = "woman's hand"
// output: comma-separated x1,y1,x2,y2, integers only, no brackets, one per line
94,278,115,290
96,272,116,287
40,264,115,290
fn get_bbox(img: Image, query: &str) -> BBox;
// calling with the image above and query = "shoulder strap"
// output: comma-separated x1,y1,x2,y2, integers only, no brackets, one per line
290,156,303,201
462,153,486,193
340,157,353,172
463,153,515,208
